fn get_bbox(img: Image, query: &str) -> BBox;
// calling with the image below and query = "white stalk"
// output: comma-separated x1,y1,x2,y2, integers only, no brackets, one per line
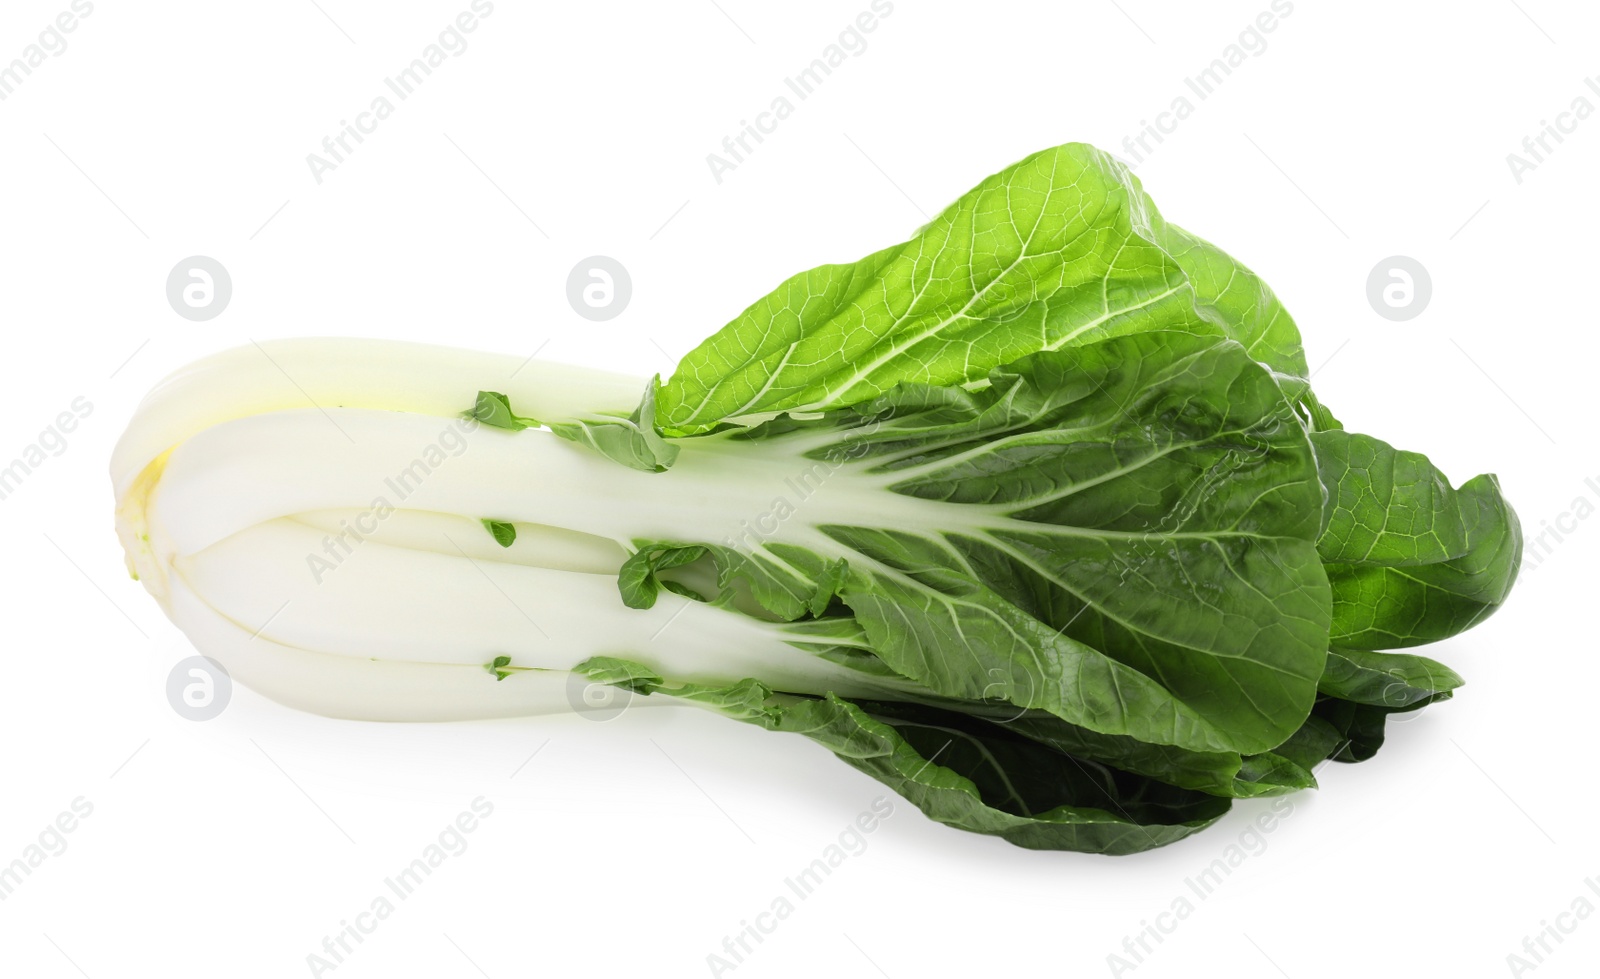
113,339,920,722
111,337,645,500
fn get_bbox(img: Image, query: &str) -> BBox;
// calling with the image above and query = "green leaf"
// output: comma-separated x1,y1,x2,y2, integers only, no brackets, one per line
574,658,1228,854
465,381,679,473
660,579,711,602
659,142,1310,433
1268,714,1348,772
838,698,1230,854
639,333,1331,758
576,656,777,721
1154,221,1309,403
1297,388,1343,435
573,656,667,697
1231,752,1317,798
1228,714,1347,789
1318,648,1463,708
832,334,1328,755
808,557,851,617
618,543,710,609
1315,432,1470,566
547,377,680,473
481,519,517,548
467,391,538,431
995,710,1313,799
792,668,1268,799
1313,693,1451,763
1313,431,1522,648
921,687,1323,799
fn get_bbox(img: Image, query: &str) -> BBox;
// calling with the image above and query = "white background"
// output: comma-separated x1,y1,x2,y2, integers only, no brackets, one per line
1,1,1596,976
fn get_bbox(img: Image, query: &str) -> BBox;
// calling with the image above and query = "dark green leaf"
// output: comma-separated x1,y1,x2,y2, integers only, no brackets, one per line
481,519,517,548
1318,648,1463,708
575,658,1228,854
1312,693,1451,763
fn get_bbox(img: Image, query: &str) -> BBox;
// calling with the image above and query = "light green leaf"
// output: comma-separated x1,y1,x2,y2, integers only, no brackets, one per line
467,390,537,431
659,142,1310,432
546,377,680,473
1313,431,1522,648
618,542,711,609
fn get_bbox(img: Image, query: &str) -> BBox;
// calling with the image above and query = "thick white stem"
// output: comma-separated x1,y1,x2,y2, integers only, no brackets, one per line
142,407,961,571
111,337,647,500
169,515,888,696
112,339,936,721
162,568,658,721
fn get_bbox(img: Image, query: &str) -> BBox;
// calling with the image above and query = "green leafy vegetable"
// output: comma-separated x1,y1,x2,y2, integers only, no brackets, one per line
117,140,1521,855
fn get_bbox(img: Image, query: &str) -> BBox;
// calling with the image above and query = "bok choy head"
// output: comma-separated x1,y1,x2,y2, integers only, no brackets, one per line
112,142,1519,853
